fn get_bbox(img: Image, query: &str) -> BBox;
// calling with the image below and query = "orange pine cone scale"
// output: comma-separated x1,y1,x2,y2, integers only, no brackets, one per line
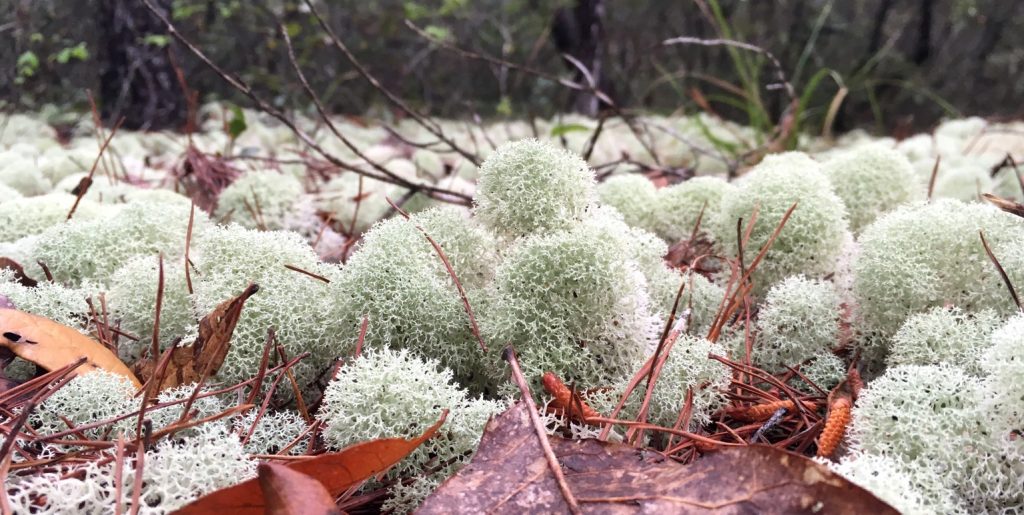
541,371,601,424
726,399,817,422
817,397,852,457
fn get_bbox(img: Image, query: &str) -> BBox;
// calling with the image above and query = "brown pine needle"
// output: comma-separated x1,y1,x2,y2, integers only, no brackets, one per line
502,346,582,515
386,197,487,352
979,230,1021,310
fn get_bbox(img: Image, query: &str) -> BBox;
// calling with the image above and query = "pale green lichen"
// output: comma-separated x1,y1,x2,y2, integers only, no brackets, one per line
191,225,342,389
474,139,597,238
753,275,841,373
597,174,658,232
329,209,489,388
654,176,734,243
481,223,656,391
716,152,848,293
318,349,501,511
214,170,304,230
108,254,198,361
821,144,919,233
852,199,1024,352
887,306,1000,375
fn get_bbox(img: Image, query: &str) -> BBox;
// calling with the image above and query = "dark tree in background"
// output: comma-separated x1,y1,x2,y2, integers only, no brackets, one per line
97,0,185,130
552,0,605,116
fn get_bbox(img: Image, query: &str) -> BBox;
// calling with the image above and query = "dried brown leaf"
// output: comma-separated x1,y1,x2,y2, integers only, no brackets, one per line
135,284,258,391
258,463,340,515
418,402,897,514
0,309,140,387
173,410,447,514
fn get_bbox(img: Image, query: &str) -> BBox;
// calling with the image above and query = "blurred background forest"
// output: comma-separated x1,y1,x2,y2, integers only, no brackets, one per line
2,0,1022,134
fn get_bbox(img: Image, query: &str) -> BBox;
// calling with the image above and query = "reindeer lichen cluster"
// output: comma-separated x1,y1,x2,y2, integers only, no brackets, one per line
752,275,841,373
2,105,1024,514
852,199,1024,353
317,349,502,511
474,138,597,237
716,152,849,293
213,169,304,230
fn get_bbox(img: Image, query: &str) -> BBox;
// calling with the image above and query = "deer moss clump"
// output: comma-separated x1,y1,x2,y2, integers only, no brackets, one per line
716,152,849,294
474,139,597,238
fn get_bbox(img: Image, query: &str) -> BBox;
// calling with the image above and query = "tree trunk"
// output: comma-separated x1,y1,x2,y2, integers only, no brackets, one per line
98,0,186,130
551,0,605,116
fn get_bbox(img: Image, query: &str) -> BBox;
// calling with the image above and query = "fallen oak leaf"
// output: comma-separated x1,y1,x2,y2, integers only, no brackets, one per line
135,283,259,392
259,463,341,515
173,409,448,514
0,309,140,388
418,402,898,514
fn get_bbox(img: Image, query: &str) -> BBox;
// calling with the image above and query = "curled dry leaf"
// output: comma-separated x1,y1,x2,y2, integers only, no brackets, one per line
0,257,38,287
173,410,448,515
135,283,258,391
0,308,140,388
541,371,601,425
418,402,898,514
258,463,341,515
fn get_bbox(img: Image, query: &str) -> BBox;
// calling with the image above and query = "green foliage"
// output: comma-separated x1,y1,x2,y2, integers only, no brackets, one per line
16,51,39,78
227,105,247,139
51,42,89,64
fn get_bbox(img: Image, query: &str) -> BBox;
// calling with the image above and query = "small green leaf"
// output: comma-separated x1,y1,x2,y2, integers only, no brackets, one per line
228,106,247,139
142,34,171,47
424,25,452,42
17,51,39,77
549,123,590,137
496,97,512,117
52,42,89,64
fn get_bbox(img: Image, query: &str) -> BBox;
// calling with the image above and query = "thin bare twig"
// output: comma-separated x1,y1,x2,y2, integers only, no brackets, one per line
405,19,661,165
68,117,124,220
302,2,481,167
502,347,582,515
979,230,1021,310
386,197,488,352
139,0,470,204
927,156,941,200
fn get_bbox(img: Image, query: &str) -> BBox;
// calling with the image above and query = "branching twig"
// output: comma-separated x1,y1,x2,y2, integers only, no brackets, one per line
302,1,480,167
